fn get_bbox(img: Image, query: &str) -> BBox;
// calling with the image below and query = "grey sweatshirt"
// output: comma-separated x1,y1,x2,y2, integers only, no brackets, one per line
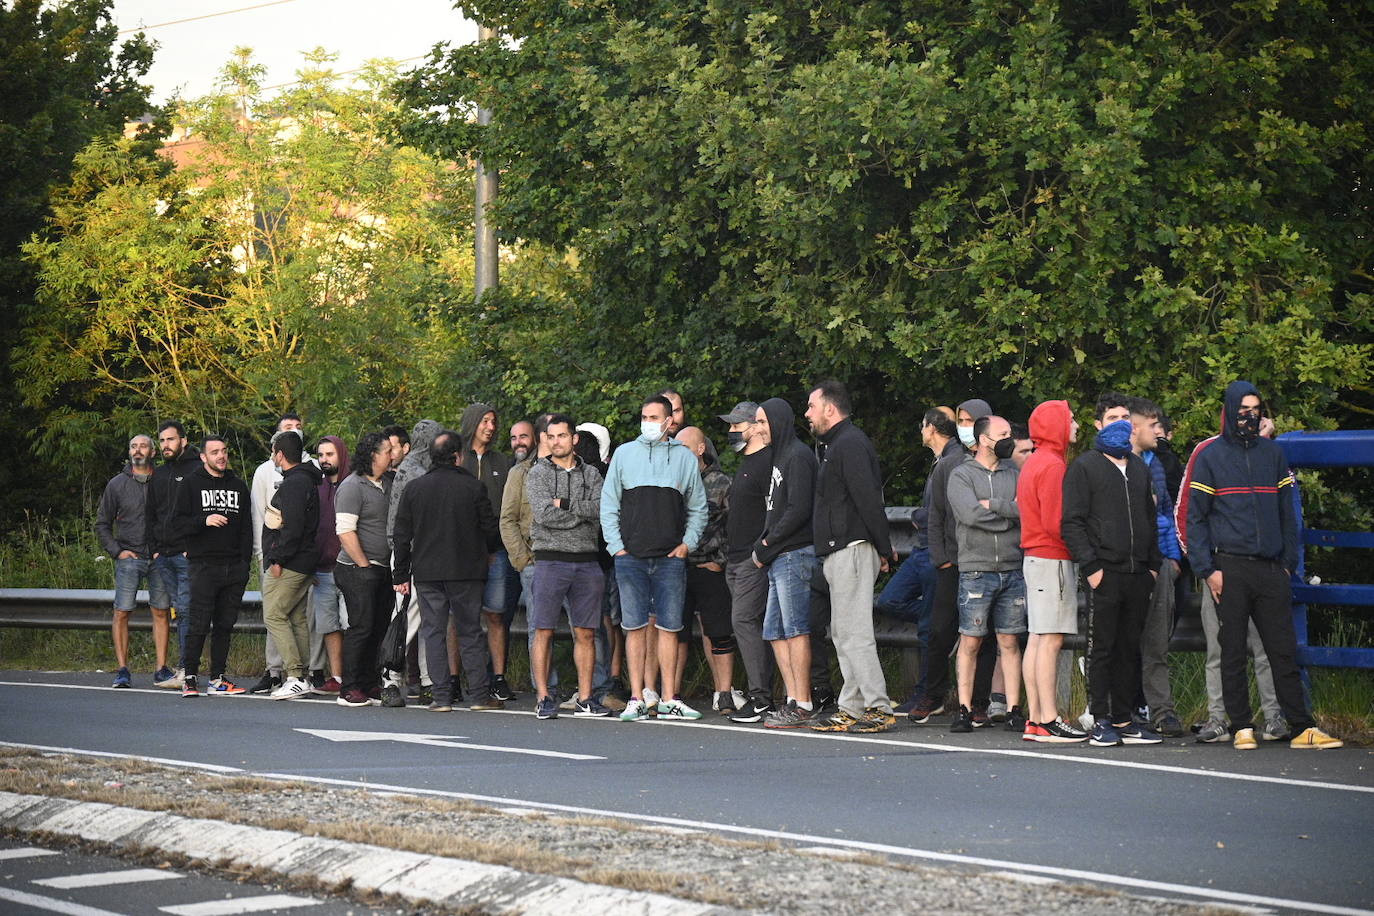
526,456,604,560
947,458,1022,572
95,465,153,557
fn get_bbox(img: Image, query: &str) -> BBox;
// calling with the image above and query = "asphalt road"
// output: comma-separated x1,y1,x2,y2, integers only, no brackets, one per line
3,671,1372,915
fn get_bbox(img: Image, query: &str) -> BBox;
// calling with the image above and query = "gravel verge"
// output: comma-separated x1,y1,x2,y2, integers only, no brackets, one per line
0,747,1219,914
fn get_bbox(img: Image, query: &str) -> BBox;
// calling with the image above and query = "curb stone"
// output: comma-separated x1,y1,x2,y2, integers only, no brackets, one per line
0,791,738,915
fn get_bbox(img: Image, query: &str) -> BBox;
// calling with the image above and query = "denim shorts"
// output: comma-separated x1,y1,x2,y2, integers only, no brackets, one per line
614,554,686,632
763,546,817,641
957,569,1028,636
152,553,191,611
311,569,348,633
483,550,510,612
114,556,168,611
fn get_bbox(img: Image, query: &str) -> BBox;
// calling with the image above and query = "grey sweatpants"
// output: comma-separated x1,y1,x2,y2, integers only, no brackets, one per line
822,542,892,716
1140,560,1178,718
1200,587,1282,725
727,558,773,704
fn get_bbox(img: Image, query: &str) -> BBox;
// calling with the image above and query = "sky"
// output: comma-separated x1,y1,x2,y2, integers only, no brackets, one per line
111,0,476,104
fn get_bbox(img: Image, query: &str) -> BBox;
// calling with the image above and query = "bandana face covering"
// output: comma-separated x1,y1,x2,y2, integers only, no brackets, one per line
1094,419,1134,458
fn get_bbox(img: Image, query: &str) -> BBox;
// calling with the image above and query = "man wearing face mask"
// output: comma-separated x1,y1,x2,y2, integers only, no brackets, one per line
1185,381,1342,751
719,401,777,722
1062,392,1162,747
601,395,707,721
919,397,998,725
946,416,1027,733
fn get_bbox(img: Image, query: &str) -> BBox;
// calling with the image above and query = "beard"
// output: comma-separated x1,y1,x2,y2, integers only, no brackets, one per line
512,447,529,462
131,455,151,468
319,461,337,476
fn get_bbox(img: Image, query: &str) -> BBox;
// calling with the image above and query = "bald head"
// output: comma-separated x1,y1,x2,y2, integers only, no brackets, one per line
676,425,705,455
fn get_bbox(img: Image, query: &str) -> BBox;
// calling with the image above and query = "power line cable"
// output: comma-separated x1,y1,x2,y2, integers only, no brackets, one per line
118,0,302,35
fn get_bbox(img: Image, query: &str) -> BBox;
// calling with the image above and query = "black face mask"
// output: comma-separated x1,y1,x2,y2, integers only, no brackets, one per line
1236,413,1261,441
993,436,1016,461
727,431,746,453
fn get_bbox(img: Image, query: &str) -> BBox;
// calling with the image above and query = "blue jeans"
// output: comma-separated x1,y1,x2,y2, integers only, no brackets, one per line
115,556,166,611
483,549,510,612
876,547,937,699
153,554,191,667
958,570,1028,637
763,546,817,641
614,555,686,632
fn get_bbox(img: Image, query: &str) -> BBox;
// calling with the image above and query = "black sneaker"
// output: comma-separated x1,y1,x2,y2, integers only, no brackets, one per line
1005,706,1027,732
971,705,991,728
811,688,838,713
380,685,406,708
490,675,515,702
416,686,433,705
247,672,279,695
1154,712,1185,738
308,669,326,691
908,696,946,724
950,705,974,733
729,699,773,723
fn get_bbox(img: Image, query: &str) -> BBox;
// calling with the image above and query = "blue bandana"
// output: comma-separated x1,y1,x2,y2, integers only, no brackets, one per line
1094,419,1134,458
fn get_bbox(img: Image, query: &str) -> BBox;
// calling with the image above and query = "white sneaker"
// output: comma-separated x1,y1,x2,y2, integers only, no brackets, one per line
620,698,648,722
731,688,747,710
643,687,660,709
270,677,311,700
658,698,703,720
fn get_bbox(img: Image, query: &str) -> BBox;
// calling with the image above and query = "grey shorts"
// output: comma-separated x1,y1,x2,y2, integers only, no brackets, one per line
311,569,348,633
1023,556,1078,635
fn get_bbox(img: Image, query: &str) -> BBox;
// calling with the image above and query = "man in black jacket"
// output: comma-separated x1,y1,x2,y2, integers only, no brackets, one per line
804,380,897,734
1061,394,1162,747
1186,381,1341,751
145,420,201,686
172,435,253,697
392,430,504,712
261,430,323,701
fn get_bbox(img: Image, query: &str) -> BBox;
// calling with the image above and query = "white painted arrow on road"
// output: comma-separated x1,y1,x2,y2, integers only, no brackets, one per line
296,728,605,761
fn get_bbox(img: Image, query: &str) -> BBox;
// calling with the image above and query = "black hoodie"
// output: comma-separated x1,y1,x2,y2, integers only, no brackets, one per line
1185,380,1297,578
262,461,324,574
813,417,893,559
753,398,817,565
145,444,202,555
171,464,253,563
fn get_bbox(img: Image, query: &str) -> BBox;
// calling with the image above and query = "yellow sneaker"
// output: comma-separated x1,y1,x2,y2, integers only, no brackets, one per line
1289,727,1343,750
1232,727,1257,750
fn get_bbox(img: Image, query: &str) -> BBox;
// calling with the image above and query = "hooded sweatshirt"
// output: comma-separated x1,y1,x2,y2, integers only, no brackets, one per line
96,464,153,558
262,461,323,574
526,454,604,561
314,435,350,571
1018,400,1073,560
388,418,443,544
171,463,253,563
1184,380,1296,579
145,444,202,555
600,428,707,558
459,403,513,517
1061,420,1161,577
947,449,1022,572
753,397,816,565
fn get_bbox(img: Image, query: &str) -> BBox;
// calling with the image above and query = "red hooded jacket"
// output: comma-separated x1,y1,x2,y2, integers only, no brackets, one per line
1018,400,1073,560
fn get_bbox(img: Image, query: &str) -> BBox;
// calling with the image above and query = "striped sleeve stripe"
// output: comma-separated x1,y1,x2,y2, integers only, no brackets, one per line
1213,486,1279,495
1278,475,1294,488
1189,481,1216,495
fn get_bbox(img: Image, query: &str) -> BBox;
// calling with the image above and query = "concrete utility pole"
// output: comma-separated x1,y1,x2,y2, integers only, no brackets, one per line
473,23,499,305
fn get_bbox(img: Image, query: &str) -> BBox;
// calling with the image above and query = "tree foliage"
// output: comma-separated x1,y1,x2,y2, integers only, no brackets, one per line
19,50,479,466
397,0,1374,495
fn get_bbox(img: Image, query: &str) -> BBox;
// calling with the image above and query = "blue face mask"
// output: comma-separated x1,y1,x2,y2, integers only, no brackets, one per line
640,421,665,441
1094,419,1134,458
958,426,976,448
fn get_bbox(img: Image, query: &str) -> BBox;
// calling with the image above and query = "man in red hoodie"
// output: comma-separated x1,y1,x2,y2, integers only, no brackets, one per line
1017,400,1088,743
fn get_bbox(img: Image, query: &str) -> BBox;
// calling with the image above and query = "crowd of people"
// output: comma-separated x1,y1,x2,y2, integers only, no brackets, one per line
93,379,1343,749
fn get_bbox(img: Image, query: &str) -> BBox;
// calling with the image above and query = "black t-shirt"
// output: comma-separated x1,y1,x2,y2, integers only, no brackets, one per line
726,446,773,563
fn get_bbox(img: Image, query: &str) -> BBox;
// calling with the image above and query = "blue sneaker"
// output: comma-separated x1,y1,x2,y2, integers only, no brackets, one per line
152,666,178,687
536,696,559,719
1119,721,1163,745
1090,718,1123,747
111,667,131,689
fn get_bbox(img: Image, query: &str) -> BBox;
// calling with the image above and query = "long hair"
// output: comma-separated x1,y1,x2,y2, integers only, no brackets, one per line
353,431,388,477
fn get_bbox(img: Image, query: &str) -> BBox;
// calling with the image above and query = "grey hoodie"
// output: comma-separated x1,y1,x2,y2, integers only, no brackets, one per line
388,418,444,543
96,464,153,557
526,455,604,560
947,456,1022,572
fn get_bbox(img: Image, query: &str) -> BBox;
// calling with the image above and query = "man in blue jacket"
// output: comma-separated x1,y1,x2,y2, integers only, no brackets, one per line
601,394,707,722
1186,381,1342,751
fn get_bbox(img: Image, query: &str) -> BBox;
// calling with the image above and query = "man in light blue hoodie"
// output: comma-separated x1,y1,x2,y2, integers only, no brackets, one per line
601,394,708,721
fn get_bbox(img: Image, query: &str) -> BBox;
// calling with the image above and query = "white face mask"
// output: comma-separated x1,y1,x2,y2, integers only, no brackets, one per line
958,426,976,448
640,420,665,441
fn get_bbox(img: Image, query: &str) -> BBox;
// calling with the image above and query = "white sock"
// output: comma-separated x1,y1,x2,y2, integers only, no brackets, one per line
797,701,813,712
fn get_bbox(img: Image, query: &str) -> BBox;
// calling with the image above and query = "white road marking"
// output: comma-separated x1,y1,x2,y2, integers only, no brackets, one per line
0,846,61,860
34,867,182,889
0,741,243,775
295,728,605,761
160,894,319,915
5,679,1369,796
0,887,124,916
